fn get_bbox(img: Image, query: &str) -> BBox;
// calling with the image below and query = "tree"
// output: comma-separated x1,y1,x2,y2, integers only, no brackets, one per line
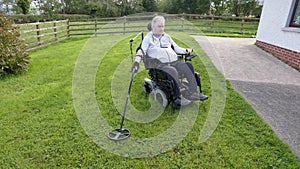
32,0,86,15
16,0,30,14
158,0,210,14
159,0,185,14
114,0,143,16
211,0,228,15
32,0,57,15
142,0,157,12
62,0,87,14
227,0,261,17
0,0,14,14
192,0,210,14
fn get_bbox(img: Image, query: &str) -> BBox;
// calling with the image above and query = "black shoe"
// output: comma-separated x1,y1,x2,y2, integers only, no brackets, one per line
199,93,208,101
173,95,191,109
188,92,208,101
173,98,181,109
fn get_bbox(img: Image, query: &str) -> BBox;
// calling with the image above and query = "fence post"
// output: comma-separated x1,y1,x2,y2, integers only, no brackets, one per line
53,21,57,41
181,17,184,31
67,19,70,38
94,18,97,37
240,19,245,34
211,15,215,32
123,16,126,35
36,23,41,45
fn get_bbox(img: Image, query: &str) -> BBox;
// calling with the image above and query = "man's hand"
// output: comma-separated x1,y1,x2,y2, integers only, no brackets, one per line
132,61,139,73
186,48,193,54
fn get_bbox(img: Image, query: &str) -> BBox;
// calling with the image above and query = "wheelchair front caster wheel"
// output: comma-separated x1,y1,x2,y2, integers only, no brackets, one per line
152,88,169,108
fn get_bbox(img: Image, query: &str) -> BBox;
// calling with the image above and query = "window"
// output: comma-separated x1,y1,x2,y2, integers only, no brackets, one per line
290,0,300,27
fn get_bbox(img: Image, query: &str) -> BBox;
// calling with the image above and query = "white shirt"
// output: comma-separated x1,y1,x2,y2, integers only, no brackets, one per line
135,32,187,63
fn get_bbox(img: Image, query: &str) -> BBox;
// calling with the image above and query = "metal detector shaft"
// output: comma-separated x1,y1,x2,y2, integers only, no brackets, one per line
119,69,135,129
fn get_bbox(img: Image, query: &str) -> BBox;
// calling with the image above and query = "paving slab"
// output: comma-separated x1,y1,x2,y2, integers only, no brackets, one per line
193,36,300,157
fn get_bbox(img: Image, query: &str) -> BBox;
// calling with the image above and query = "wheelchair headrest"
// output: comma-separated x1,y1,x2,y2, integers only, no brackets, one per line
147,22,152,31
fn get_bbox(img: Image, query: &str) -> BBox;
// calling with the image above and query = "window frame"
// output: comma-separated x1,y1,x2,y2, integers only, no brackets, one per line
290,0,300,28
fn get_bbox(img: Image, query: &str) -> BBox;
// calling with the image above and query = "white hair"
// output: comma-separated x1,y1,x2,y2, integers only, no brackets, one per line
151,16,165,30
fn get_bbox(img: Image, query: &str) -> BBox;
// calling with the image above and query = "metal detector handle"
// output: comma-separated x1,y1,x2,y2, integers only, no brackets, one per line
130,31,143,43
130,31,144,63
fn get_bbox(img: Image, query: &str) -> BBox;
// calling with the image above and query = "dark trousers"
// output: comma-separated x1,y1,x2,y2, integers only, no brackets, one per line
160,61,198,99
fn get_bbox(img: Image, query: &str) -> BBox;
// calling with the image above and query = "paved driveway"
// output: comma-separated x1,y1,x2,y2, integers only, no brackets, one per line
193,36,300,157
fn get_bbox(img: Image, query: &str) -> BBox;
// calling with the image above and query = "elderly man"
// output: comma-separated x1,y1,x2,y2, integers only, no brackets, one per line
132,16,208,103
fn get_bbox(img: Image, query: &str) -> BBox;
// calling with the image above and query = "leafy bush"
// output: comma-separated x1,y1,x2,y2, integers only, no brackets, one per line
0,13,30,77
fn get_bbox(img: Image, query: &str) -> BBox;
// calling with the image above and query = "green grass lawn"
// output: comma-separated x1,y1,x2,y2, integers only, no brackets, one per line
0,34,299,168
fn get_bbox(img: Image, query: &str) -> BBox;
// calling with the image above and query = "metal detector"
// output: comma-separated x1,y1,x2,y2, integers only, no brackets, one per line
107,32,143,141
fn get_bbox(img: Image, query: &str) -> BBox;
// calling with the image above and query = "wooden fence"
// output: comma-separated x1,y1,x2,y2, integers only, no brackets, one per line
14,14,259,51
15,20,69,51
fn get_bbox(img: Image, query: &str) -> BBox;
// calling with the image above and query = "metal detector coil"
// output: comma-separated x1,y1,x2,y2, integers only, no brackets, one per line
107,128,130,141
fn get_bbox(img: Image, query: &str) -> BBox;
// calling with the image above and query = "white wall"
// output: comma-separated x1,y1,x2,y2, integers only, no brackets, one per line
256,0,300,52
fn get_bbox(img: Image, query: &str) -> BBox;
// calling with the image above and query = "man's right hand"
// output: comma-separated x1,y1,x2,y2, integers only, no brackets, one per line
186,48,193,54
132,61,139,73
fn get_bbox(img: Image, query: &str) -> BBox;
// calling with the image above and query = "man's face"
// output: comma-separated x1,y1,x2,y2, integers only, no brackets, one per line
153,21,165,35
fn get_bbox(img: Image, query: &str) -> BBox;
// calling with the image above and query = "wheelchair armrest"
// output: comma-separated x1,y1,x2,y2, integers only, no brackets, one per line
177,53,197,62
185,54,197,61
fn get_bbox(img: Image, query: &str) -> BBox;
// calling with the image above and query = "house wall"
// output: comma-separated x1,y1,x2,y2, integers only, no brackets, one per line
256,0,300,70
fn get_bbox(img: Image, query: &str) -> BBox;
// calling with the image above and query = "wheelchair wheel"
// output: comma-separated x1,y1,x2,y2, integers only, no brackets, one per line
143,78,153,94
152,88,169,108
143,84,152,94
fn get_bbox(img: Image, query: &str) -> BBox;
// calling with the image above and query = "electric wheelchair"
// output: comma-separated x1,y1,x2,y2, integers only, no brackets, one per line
141,51,204,109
